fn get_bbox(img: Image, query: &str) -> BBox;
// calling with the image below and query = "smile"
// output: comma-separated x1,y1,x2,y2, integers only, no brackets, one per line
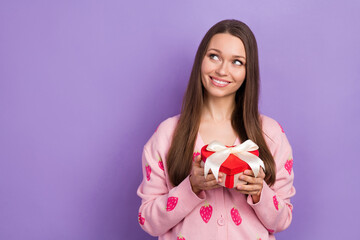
210,76,231,87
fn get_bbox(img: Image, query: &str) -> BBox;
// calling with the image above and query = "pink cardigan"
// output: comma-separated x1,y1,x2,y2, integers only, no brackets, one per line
137,115,295,240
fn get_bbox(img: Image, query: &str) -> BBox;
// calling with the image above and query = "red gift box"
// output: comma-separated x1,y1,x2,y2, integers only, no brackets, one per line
201,144,259,188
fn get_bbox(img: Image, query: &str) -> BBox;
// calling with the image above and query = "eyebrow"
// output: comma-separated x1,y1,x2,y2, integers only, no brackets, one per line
207,48,246,60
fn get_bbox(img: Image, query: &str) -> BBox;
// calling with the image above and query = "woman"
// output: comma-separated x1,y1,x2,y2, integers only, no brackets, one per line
137,19,295,240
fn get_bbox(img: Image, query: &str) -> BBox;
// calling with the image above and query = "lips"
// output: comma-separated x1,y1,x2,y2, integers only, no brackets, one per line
210,76,231,87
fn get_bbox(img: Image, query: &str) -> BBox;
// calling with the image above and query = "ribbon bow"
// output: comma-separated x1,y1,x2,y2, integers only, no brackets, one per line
204,140,265,181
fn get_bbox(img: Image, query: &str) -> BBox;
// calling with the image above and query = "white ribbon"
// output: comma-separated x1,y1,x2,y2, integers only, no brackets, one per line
204,140,265,181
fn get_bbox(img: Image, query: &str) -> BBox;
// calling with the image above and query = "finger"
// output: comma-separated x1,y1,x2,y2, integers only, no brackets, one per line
205,179,219,187
237,190,260,195
258,167,266,179
193,152,201,161
243,170,254,177
205,184,222,190
205,172,224,183
193,155,202,167
193,167,204,176
206,170,222,179
236,183,261,192
203,179,221,190
244,169,265,180
195,169,220,180
239,174,257,184
205,173,218,182
217,172,224,183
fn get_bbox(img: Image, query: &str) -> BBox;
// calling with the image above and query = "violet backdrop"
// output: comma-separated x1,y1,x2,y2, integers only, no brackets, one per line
1,0,359,239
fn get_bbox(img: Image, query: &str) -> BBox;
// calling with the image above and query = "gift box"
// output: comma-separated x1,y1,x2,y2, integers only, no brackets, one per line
200,140,264,189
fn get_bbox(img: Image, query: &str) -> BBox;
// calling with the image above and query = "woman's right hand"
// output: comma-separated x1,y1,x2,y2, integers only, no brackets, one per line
189,155,223,194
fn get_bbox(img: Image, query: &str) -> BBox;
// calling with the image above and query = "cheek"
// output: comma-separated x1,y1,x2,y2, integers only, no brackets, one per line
201,59,213,75
234,70,246,83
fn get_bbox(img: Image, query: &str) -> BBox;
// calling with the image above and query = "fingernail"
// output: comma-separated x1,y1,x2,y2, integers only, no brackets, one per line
237,185,242,190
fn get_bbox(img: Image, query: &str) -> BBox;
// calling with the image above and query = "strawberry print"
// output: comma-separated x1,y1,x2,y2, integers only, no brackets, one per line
230,207,242,225
166,196,178,211
284,157,293,175
267,228,275,233
273,195,279,211
278,122,284,133
177,234,185,240
158,156,164,171
193,151,200,161
145,164,151,181
200,203,213,223
138,212,145,225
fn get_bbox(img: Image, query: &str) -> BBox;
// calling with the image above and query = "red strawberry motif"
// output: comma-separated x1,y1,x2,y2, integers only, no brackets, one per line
177,234,185,240
278,122,285,133
158,157,164,171
273,195,279,210
230,207,242,225
145,164,151,181
166,196,178,211
267,228,275,233
200,203,213,223
193,151,200,161
284,158,293,175
138,212,145,225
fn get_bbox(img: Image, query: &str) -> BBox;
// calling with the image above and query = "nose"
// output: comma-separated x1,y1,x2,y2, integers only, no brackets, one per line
215,61,228,76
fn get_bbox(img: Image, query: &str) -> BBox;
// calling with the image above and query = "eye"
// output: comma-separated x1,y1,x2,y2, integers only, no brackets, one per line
209,54,220,61
233,59,243,66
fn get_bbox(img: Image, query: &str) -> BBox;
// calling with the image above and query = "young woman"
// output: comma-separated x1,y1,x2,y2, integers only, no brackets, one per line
137,19,295,240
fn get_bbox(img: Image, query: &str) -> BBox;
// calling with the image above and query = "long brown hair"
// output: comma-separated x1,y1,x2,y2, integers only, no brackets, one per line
167,19,276,187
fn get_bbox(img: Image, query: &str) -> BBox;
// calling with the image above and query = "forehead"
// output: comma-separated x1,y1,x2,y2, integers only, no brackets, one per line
207,33,246,57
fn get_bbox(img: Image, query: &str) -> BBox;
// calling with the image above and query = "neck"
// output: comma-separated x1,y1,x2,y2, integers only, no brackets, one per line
202,94,235,123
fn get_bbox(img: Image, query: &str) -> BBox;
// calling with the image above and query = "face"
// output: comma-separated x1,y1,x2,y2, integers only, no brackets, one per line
201,33,246,99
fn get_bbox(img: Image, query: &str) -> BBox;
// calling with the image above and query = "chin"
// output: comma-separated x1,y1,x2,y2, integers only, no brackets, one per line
205,90,237,99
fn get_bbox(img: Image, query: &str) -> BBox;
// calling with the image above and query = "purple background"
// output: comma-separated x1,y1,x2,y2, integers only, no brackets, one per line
1,0,359,239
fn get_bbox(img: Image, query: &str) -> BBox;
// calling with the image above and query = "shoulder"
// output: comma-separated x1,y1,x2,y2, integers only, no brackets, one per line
260,114,292,161
260,114,284,134
259,114,285,144
144,115,180,151
156,114,180,135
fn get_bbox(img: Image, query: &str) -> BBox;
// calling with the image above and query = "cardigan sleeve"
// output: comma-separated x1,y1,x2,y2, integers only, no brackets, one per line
137,118,206,236
246,118,295,233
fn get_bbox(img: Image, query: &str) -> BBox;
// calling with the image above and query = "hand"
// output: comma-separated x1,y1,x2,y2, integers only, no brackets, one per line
235,167,265,204
189,155,223,194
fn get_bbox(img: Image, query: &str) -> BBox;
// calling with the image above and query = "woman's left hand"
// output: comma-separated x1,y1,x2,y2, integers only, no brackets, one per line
235,167,265,204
